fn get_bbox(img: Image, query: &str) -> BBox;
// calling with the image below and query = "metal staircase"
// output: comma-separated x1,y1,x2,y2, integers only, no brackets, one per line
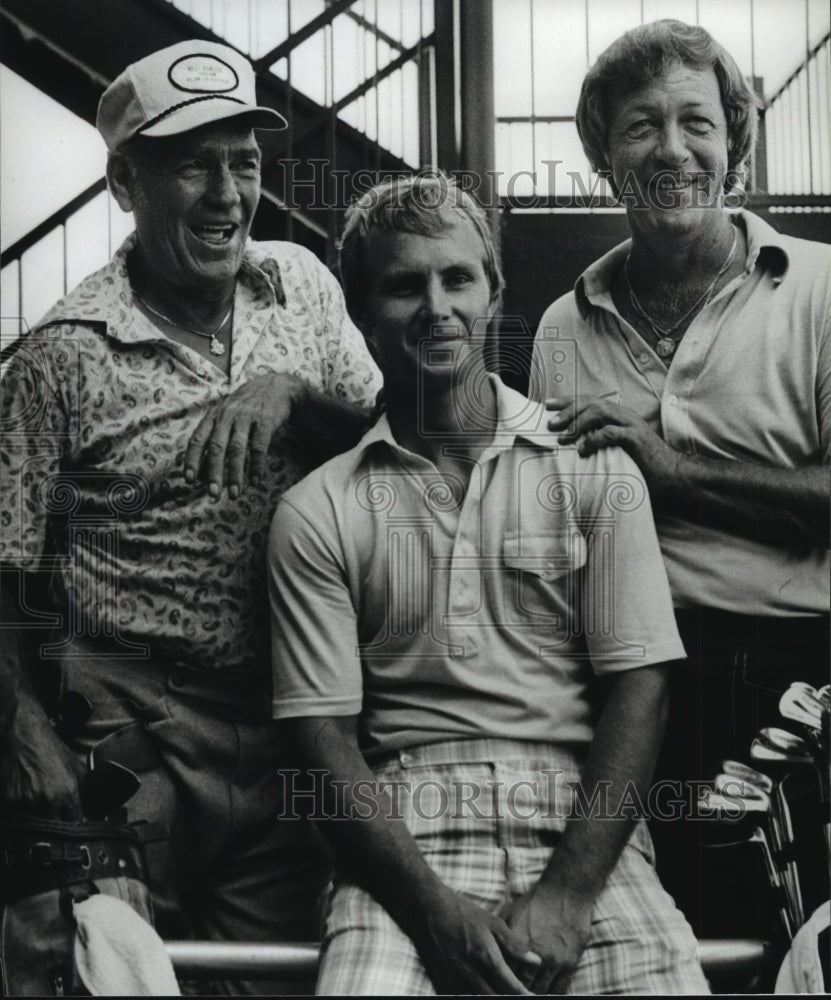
1,0,450,335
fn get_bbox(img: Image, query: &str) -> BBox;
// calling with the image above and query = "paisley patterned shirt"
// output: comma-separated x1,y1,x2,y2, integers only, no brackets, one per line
0,234,381,672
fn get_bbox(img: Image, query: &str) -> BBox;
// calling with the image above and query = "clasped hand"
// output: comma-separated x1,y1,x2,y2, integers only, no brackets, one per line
501,881,594,995
413,887,542,995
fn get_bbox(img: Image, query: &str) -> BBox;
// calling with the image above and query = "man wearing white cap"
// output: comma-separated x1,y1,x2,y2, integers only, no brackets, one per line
0,40,381,992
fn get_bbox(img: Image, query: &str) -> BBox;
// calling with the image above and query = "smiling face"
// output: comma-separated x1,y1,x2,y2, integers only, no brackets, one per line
359,219,496,391
117,122,261,301
606,62,729,240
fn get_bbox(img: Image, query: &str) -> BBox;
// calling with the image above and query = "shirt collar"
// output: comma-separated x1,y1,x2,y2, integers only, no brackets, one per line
36,232,290,340
573,208,791,318
739,209,790,285
356,373,559,465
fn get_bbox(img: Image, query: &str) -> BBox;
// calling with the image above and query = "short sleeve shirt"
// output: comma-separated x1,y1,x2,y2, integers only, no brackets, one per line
269,376,684,757
0,234,382,671
530,211,831,616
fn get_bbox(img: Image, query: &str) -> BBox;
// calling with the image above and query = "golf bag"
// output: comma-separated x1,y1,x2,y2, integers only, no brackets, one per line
0,816,160,996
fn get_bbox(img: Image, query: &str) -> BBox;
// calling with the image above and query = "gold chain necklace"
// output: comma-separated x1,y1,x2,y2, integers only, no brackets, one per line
133,291,233,356
624,226,739,359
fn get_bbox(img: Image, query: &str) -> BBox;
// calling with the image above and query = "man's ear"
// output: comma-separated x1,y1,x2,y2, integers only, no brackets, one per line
106,153,137,213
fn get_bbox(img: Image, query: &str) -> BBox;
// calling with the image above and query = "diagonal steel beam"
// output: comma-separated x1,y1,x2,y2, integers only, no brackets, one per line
342,9,407,54
254,0,357,72
1,179,108,269
277,35,434,153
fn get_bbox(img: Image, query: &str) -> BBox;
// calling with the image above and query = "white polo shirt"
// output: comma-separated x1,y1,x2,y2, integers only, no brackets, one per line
269,377,683,757
530,211,831,617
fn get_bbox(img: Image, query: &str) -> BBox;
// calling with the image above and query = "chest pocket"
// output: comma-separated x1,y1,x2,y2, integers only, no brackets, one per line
503,530,587,580
502,529,587,623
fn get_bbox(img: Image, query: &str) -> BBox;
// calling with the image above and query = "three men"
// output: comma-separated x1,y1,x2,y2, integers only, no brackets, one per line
0,39,380,990
269,174,708,994
530,19,830,936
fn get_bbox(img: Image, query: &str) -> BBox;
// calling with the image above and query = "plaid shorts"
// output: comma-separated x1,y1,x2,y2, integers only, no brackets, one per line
317,738,710,995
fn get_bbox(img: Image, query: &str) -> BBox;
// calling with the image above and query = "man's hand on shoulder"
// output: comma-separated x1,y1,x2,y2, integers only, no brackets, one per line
184,373,305,499
410,883,542,996
546,394,681,500
501,879,594,995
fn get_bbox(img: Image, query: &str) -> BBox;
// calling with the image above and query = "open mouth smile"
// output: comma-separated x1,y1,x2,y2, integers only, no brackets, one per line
191,223,239,245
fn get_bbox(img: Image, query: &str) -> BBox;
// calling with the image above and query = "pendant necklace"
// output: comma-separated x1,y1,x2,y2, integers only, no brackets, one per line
624,226,739,359
133,291,233,356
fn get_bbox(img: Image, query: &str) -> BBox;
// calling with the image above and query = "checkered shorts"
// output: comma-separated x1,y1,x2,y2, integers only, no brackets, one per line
316,738,709,995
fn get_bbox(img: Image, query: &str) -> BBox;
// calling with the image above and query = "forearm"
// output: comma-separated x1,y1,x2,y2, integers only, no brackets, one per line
1,572,83,815
662,457,830,548
1,573,44,725
537,666,668,901
284,716,448,932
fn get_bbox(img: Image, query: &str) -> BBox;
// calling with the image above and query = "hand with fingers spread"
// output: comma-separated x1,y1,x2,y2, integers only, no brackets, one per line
546,395,682,500
184,373,306,499
412,887,542,996
502,881,594,995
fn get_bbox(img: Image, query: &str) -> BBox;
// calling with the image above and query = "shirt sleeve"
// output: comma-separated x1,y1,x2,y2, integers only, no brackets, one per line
269,494,363,719
528,295,581,403
0,335,69,569
816,288,831,464
315,262,382,412
576,447,686,674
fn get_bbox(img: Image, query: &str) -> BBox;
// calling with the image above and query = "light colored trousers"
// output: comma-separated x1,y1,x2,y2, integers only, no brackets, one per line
317,737,710,996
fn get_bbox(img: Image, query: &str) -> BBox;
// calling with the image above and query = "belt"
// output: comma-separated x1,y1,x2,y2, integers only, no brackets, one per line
60,643,271,717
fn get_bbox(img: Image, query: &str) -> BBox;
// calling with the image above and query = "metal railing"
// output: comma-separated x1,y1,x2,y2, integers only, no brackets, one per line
491,0,831,203
766,33,831,196
164,938,769,981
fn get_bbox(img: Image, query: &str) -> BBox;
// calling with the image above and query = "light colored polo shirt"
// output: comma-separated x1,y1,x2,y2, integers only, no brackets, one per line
530,211,831,617
269,376,684,756
0,233,382,671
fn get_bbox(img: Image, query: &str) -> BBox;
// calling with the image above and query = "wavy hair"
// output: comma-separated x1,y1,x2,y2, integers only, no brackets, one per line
576,19,759,193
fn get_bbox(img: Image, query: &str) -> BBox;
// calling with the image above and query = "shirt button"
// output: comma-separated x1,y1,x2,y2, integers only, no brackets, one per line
399,752,413,765
669,394,678,405
639,352,649,363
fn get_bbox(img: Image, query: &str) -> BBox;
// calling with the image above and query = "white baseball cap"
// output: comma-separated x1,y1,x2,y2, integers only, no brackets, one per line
97,40,287,151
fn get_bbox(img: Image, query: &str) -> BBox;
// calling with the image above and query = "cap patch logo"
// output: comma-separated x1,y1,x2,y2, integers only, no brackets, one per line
168,54,239,94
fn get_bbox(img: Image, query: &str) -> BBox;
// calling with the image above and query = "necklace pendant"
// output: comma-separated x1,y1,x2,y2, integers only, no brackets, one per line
656,337,677,358
210,335,226,356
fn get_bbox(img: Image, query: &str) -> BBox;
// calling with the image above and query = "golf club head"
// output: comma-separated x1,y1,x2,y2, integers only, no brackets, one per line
788,681,819,697
80,760,141,820
698,786,772,819
757,727,813,757
714,773,772,810
719,759,774,794
779,685,823,732
750,738,812,767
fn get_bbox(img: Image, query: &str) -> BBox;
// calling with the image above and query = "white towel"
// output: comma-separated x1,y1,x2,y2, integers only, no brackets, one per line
775,900,830,994
73,894,180,996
